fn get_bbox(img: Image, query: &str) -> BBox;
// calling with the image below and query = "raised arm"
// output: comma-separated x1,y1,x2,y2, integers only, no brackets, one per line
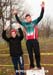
15,14,22,25
2,25,10,42
12,9,26,26
18,28,24,40
33,1,45,25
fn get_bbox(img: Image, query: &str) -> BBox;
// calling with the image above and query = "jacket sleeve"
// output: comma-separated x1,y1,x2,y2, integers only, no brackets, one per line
33,7,44,25
15,14,26,26
15,14,22,25
2,30,10,42
18,28,24,40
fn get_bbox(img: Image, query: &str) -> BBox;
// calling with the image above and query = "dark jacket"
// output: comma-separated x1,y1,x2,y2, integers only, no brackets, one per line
2,28,24,57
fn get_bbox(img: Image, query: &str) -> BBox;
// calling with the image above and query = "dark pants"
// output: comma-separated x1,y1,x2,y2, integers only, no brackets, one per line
26,39,41,68
12,56,24,75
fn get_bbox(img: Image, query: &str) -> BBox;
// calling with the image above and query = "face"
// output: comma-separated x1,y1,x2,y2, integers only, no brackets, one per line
25,16,32,22
11,32,16,38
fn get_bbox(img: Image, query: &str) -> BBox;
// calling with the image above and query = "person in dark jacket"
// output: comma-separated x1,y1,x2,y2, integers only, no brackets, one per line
2,25,24,75
12,2,45,69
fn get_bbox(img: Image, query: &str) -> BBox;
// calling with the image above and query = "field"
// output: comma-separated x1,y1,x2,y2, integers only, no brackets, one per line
0,37,53,75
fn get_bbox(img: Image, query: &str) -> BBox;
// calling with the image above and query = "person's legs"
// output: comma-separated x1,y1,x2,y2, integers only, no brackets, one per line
26,40,35,68
18,56,24,75
33,39,41,69
11,57,19,75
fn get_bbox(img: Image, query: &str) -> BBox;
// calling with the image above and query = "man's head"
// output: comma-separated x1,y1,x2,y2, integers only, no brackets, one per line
25,14,32,22
10,29,17,38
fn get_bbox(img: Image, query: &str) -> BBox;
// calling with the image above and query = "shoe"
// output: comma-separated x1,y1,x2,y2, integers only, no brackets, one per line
30,65,35,69
37,67,42,70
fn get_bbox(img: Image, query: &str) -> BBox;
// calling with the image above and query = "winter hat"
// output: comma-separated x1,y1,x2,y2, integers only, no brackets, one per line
10,29,17,34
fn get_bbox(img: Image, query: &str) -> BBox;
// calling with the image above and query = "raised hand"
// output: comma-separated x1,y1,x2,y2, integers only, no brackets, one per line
12,8,18,15
4,20,10,30
41,1,45,8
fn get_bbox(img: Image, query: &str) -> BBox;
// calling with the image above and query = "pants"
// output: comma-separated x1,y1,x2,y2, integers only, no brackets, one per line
26,39,41,68
12,56,24,75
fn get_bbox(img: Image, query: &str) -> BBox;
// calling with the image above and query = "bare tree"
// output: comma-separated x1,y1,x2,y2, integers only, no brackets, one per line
39,16,51,38
45,16,51,37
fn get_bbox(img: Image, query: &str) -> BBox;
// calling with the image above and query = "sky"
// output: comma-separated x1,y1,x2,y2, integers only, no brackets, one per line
5,0,53,19
24,0,53,19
